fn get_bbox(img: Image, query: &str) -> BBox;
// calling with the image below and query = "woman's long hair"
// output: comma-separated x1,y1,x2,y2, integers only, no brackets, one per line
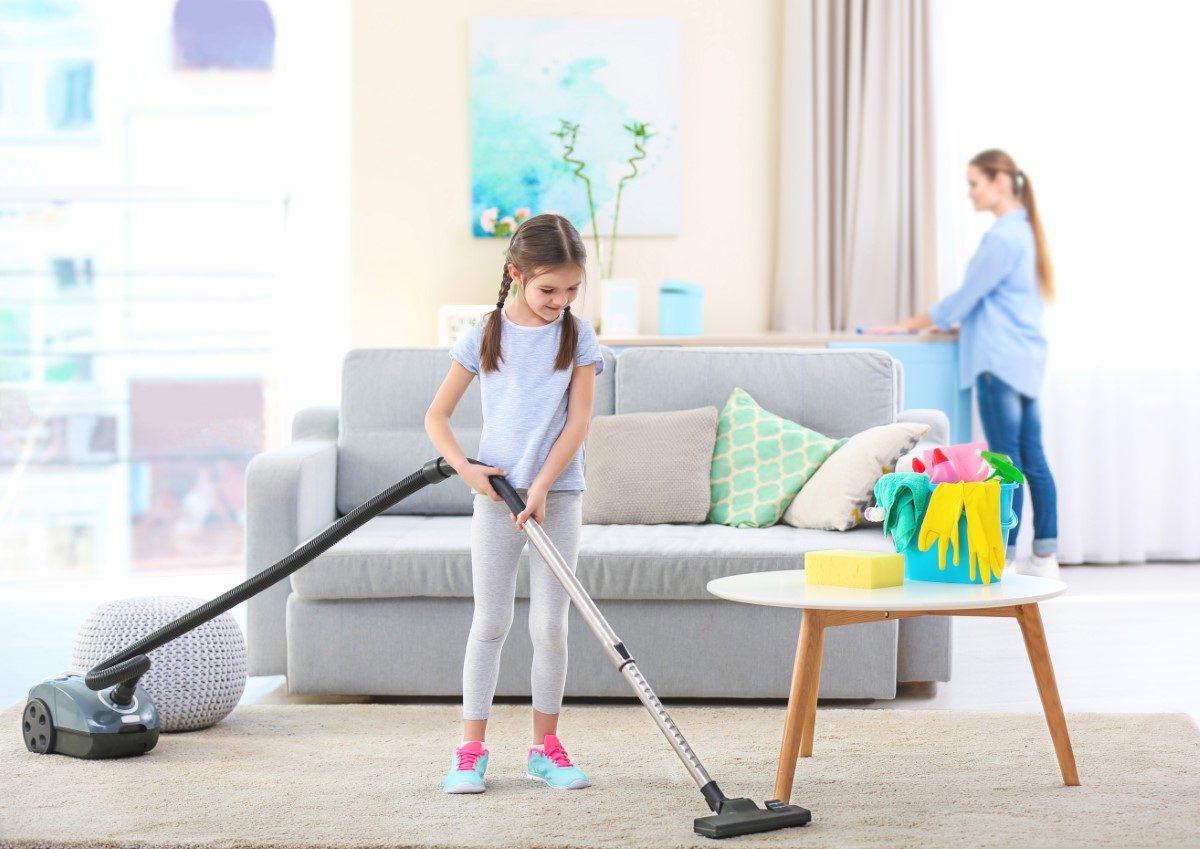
479,213,587,373
971,149,1055,302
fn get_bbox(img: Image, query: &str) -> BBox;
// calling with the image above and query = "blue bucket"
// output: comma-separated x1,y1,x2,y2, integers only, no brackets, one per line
904,483,1018,584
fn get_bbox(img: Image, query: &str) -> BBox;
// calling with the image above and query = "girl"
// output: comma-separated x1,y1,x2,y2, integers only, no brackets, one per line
870,149,1060,578
425,213,603,794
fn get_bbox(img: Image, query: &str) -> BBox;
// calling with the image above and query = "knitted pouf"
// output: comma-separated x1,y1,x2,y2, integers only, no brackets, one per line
71,596,247,733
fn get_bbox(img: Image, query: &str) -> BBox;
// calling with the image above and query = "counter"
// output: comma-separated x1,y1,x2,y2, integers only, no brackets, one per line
597,332,972,443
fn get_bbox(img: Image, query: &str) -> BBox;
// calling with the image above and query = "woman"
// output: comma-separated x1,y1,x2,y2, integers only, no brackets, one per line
870,149,1059,578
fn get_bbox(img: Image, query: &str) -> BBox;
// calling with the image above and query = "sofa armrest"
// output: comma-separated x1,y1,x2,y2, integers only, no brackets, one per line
898,408,949,446
244,429,339,676
895,408,950,473
291,405,339,441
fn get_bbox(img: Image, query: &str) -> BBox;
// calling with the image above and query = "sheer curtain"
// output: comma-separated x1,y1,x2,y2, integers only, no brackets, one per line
773,0,946,332
944,0,1200,562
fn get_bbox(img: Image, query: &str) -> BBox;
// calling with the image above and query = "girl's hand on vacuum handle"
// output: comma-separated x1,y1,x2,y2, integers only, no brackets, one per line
513,480,548,530
458,463,506,501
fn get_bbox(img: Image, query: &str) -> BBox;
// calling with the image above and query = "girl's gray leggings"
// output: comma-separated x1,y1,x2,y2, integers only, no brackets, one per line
462,490,582,721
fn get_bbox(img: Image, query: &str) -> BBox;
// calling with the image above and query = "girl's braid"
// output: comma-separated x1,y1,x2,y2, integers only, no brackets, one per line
496,260,513,309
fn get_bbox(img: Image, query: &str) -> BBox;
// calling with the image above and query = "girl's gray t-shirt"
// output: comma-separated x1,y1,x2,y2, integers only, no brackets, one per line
450,309,604,491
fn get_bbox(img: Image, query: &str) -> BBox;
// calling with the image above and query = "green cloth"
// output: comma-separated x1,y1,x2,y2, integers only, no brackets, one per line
873,472,932,552
708,387,845,528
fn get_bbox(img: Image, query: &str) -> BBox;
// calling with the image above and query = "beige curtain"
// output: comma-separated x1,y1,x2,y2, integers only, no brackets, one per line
773,0,945,332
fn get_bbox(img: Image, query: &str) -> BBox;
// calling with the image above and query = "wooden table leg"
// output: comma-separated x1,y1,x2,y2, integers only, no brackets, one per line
773,609,826,804
1015,603,1081,786
799,616,827,758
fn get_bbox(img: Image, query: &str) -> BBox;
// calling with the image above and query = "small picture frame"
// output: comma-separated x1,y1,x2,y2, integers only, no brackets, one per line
438,305,495,347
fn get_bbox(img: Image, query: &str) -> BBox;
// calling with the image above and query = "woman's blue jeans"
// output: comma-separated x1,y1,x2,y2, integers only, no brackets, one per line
975,372,1058,556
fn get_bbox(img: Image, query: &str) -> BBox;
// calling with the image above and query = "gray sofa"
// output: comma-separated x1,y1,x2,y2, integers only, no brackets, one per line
245,346,952,701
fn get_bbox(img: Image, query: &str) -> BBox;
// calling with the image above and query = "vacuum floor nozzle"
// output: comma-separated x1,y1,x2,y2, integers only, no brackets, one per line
693,797,812,839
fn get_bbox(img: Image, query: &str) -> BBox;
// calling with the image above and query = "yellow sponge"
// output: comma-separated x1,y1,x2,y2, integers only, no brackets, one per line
804,549,905,589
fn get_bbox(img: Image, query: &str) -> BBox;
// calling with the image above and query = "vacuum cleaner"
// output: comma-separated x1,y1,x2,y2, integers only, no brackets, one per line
22,458,811,839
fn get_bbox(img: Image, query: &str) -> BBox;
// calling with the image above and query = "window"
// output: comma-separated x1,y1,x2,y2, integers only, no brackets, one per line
0,0,349,582
943,0,1199,369
0,0,97,138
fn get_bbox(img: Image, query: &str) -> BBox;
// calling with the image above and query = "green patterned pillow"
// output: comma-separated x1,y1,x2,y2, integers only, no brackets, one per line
708,388,846,528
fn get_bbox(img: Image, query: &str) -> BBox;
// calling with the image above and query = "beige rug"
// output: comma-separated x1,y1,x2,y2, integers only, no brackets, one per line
1,702,1197,849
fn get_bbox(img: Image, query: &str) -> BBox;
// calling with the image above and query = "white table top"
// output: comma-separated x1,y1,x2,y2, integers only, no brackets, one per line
706,571,1066,611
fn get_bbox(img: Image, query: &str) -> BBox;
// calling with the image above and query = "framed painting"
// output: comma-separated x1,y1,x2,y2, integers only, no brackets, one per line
470,17,681,239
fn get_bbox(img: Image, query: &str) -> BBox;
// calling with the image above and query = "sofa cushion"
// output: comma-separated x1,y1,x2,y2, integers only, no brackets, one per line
708,388,845,528
783,422,928,531
614,347,898,437
290,515,894,602
336,347,617,516
583,407,718,525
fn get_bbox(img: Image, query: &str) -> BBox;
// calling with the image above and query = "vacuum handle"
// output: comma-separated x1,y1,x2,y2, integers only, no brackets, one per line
486,470,528,517
457,457,527,517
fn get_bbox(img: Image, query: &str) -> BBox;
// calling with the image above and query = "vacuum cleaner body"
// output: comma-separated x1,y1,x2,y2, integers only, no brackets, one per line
24,675,159,759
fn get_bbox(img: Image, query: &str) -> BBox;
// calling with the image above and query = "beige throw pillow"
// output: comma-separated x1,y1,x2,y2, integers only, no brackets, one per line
583,407,719,524
781,422,927,531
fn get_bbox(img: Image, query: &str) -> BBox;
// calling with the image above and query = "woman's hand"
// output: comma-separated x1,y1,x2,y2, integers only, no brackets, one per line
458,463,506,502
514,481,548,530
866,311,935,335
864,323,914,335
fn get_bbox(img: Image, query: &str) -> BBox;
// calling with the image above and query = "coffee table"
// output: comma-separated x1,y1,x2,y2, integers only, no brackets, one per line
706,571,1079,804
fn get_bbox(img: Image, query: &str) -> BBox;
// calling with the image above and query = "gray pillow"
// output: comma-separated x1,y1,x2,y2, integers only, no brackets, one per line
583,407,719,524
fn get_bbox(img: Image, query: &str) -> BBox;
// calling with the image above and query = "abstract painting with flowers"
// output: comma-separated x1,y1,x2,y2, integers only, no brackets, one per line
478,206,530,238
469,17,680,239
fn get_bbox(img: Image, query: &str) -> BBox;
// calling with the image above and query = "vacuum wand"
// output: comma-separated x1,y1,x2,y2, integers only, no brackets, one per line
447,459,812,838
490,473,716,794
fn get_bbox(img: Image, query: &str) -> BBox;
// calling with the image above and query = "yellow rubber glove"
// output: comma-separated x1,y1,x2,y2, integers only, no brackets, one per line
964,481,1005,584
917,482,964,570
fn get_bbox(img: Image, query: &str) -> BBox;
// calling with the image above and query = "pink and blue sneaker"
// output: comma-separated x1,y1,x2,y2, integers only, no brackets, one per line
443,741,488,794
526,734,591,790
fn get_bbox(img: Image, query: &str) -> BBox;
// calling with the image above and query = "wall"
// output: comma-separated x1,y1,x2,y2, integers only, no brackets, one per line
351,0,783,346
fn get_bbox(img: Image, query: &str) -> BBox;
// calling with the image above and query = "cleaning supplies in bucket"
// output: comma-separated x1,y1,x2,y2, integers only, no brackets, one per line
869,450,1022,585
917,481,965,570
903,480,1017,584
911,441,990,484
979,450,1026,485
913,480,1011,584
869,473,930,551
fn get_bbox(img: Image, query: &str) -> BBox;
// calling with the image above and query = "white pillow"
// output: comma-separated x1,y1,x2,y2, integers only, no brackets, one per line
781,422,927,531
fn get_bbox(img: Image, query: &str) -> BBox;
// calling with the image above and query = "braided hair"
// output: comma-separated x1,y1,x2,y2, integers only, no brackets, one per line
478,213,587,373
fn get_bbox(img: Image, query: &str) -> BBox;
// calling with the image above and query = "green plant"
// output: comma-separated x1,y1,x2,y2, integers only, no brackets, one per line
549,121,601,266
551,118,656,278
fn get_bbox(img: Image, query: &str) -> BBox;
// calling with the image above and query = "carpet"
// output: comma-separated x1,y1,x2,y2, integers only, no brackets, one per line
2,702,1198,849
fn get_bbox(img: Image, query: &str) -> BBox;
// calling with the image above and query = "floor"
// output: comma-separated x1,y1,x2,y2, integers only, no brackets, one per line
3,563,1198,724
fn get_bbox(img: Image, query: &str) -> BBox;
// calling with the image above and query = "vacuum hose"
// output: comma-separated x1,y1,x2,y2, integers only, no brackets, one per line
85,458,456,701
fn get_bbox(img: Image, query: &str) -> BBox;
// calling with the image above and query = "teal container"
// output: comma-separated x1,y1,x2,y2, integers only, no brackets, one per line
904,483,1018,584
659,280,704,336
